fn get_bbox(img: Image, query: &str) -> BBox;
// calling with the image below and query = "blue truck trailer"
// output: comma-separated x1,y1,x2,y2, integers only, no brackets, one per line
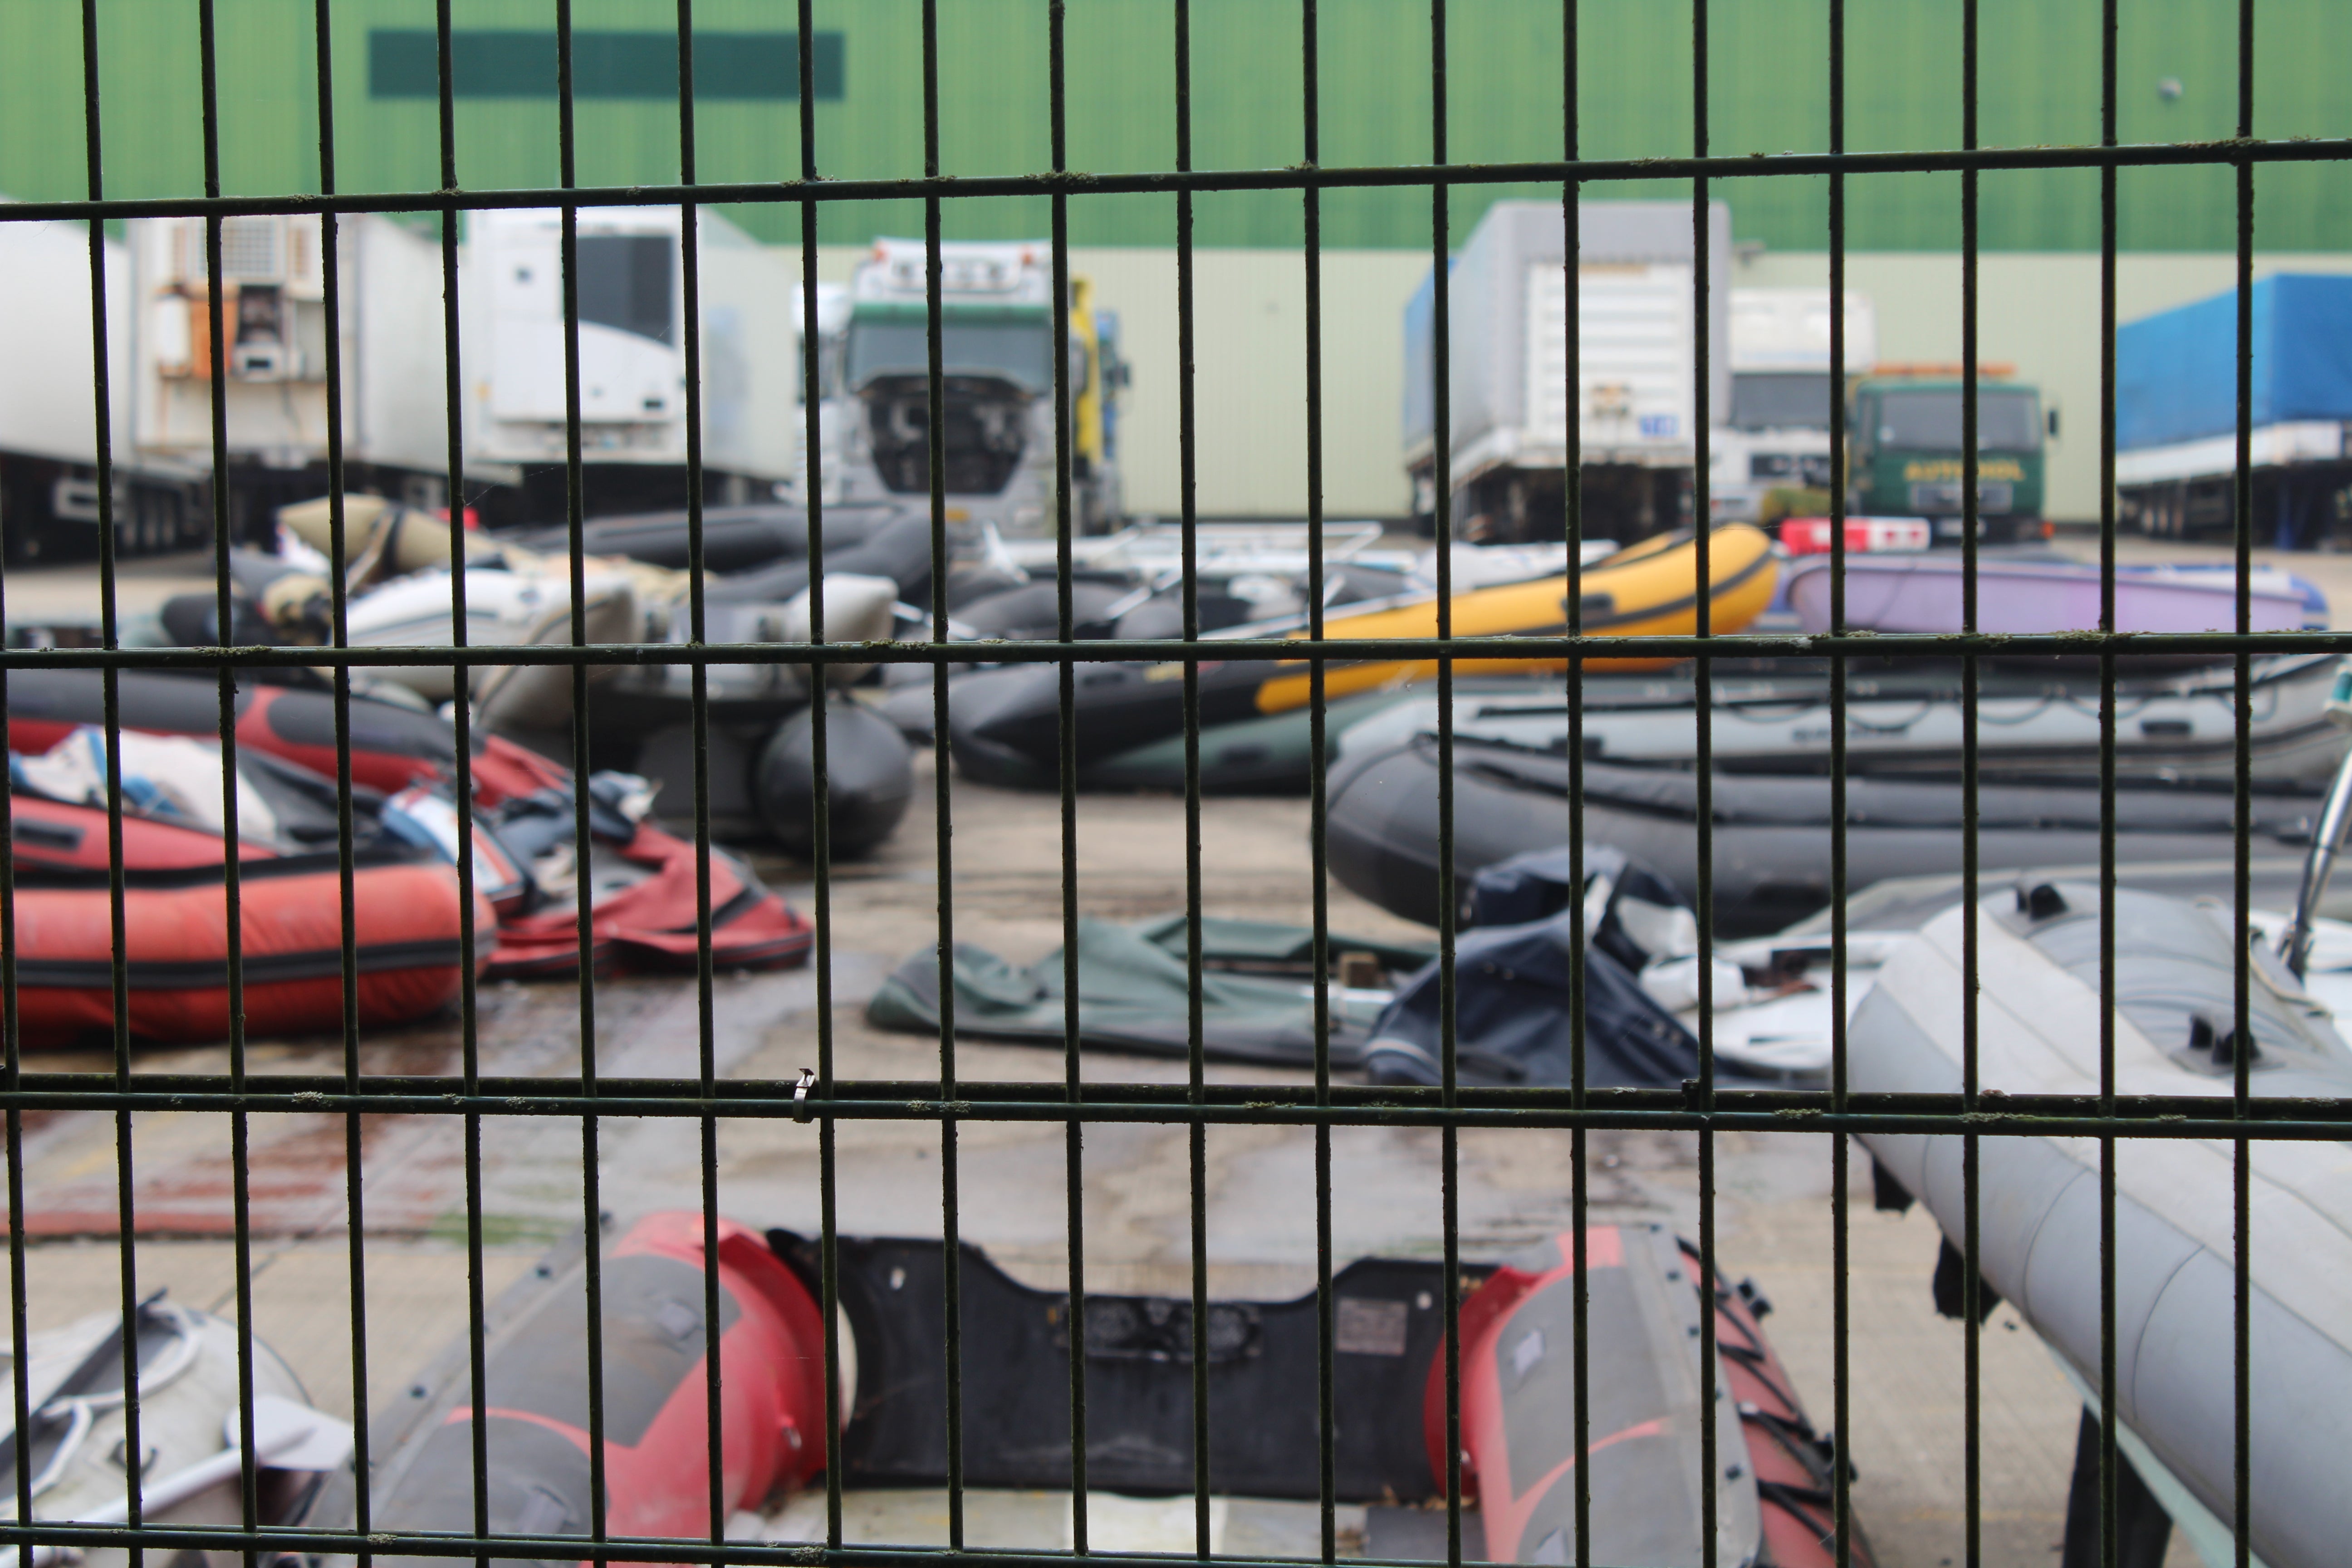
2118,274,2352,545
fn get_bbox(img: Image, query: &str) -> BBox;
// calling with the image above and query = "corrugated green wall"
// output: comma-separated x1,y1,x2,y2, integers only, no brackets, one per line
3,0,2347,251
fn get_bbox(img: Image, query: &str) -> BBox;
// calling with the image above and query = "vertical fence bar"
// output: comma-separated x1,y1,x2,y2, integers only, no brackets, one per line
1560,0,1589,1559
1295,10,1347,1568
1171,0,1213,1553
789,0,846,1553
1047,0,1090,1547
428,1,494,1562
309,9,375,1565
917,0,966,1547
673,0,732,1554
2230,0,2257,1561
1825,0,1852,1556
549,8,615,1560
1687,0,1721,1557
1957,0,1984,1565
192,5,264,1556
2096,0,2121,1561
1299,0,1336,1555
1428,6,1462,1568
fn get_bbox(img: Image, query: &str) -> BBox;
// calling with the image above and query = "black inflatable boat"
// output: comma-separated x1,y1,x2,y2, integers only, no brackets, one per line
1327,733,2324,933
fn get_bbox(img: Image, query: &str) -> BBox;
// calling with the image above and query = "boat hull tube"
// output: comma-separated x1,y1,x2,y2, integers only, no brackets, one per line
951,524,1779,779
1851,885,2352,1568
365,1212,832,1568
6,735,490,1047
1335,653,2350,790
1326,734,2324,933
1442,1225,1870,1568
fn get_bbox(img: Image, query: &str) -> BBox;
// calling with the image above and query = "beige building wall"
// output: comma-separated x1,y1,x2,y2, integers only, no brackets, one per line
804,245,2352,524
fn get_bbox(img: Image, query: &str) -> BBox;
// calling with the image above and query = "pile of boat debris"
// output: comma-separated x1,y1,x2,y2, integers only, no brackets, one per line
3,1211,1867,1568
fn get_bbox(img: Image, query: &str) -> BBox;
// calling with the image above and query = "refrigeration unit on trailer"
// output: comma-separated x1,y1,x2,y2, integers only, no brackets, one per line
2117,274,2352,548
129,211,452,544
1403,200,1730,543
1708,286,1876,525
815,238,1126,537
463,206,799,519
0,209,203,564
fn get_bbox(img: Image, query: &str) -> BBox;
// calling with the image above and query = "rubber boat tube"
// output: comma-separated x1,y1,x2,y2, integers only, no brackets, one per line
1852,882,2352,1568
753,702,916,859
1336,653,2350,790
956,524,1779,775
1444,1225,1871,1567
1,1296,322,1568
5,668,566,805
1326,733,2323,933
365,1212,832,1566
1784,552,2317,638
6,745,489,1047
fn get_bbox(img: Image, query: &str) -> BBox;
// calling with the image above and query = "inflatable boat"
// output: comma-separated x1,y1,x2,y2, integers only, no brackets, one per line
951,525,1778,777
1449,1225,1870,1568
469,785,813,979
1783,552,2322,638
1325,732,2322,933
363,1212,833,1566
1852,881,2352,1568
6,668,566,806
1333,652,2350,789
7,727,489,1047
1,1295,347,1568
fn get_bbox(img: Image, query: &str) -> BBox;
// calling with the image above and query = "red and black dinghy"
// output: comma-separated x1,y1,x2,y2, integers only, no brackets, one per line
6,726,490,1047
1444,1224,1872,1568
364,1210,833,1563
5,668,565,807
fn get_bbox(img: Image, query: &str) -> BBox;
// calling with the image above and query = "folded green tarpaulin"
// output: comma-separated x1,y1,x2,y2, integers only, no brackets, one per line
866,914,1435,1069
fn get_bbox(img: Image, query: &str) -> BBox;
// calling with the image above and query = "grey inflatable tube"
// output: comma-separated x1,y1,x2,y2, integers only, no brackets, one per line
1852,883,2352,1568
1324,734,2321,933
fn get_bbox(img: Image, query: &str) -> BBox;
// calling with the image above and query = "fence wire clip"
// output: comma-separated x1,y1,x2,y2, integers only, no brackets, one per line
792,1068,817,1124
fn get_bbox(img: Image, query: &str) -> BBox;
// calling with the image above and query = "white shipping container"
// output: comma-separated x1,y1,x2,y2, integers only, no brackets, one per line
463,206,796,480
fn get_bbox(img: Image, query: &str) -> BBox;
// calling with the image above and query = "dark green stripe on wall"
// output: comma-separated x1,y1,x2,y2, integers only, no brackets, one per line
367,30,843,101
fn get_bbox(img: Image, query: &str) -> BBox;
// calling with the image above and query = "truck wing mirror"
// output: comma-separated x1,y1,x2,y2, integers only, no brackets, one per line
2047,407,2061,438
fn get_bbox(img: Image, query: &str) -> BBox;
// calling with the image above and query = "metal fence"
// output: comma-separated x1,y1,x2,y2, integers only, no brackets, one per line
0,3,2347,1568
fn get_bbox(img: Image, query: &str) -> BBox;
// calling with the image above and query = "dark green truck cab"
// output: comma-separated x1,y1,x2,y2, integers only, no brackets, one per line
1850,376,2049,543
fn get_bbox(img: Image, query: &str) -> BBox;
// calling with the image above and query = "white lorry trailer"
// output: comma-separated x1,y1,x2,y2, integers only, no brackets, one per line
807,239,1124,537
461,205,799,520
0,211,206,564
107,206,798,544
1403,200,1731,543
1706,286,1877,524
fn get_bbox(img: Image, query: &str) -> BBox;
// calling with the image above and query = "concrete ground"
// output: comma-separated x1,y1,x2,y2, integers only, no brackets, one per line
0,535,2272,1566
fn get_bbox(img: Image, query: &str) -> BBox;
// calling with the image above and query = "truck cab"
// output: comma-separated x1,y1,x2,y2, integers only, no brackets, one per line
822,240,1122,537
1849,372,2048,543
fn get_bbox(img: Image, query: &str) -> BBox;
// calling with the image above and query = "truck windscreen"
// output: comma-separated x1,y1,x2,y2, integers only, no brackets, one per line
1730,372,1835,431
1875,388,2041,452
848,319,1055,395
578,234,675,346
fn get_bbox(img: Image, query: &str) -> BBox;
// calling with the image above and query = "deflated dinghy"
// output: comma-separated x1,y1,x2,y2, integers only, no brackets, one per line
1,1295,350,1568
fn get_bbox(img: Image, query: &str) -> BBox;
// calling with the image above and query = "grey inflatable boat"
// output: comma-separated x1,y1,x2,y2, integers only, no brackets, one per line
1852,880,2352,1568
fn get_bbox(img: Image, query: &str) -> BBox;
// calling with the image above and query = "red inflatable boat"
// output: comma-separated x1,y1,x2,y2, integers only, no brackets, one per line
1442,1223,1872,1568
366,1211,832,1561
6,791,487,1048
6,668,564,805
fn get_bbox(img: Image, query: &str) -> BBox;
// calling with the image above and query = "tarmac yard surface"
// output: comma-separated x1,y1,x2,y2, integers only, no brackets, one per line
0,756,2194,1568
